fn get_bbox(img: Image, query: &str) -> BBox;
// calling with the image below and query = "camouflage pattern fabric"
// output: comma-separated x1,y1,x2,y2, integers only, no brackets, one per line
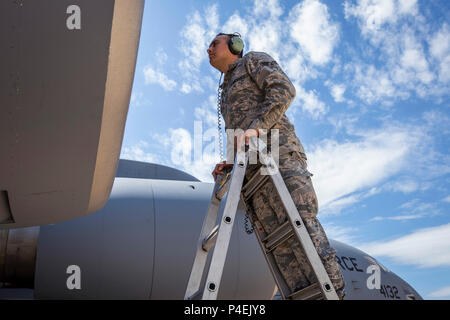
220,51,306,157
220,51,345,299
244,152,346,299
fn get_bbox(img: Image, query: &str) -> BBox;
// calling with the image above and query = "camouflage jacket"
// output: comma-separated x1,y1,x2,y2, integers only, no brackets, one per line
220,51,306,157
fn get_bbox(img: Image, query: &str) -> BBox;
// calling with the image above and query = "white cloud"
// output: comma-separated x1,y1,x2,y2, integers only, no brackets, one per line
284,53,308,82
205,3,220,34
422,110,450,137
398,0,418,15
143,66,177,91
222,13,249,39
178,4,219,94
166,126,220,182
180,83,191,94
176,0,447,110
155,47,168,65
327,114,359,133
344,0,417,39
443,196,450,203
320,194,360,216
180,81,203,94
322,222,360,244
399,34,434,84
293,84,328,119
194,95,220,127
429,23,450,83
221,1,329,85
382,178,419,194
245,0,284,61
344,0,396,32
288,0,339,66
168,128,192,166
120,140,159,164
428,286,450,299
152,132,171,149
343,1,449,104
429,23,450,61
359,223,450,268
350,48,435,105
399,198,426,210
370,214,425,221
247,21,282,62
170,0,448,190
147,94,223,182
253,0,283,19
185,147,219,183
177,0,340,97
179,8,213,71
330,84,346,102
308,124,423,212
352,64,398,104
391,199,440,220
130,91,149,108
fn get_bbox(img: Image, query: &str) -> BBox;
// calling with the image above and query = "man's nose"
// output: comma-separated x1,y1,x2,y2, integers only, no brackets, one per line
207,46,212,54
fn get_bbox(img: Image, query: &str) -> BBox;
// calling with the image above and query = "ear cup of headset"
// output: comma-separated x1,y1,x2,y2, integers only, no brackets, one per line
229,36,244,55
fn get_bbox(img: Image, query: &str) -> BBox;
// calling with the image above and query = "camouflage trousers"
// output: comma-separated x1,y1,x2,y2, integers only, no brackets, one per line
243,151,346,299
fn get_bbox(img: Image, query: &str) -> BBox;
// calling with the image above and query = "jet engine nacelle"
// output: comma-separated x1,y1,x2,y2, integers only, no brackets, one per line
0,161,423,300
32,178,276,299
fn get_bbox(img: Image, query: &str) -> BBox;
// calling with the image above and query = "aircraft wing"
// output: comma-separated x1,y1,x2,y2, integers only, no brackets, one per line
0,0,145,228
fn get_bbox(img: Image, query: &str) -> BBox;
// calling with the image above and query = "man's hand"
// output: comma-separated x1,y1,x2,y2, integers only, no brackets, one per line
212,161,234,181
234,129,259,151
213,129,259,181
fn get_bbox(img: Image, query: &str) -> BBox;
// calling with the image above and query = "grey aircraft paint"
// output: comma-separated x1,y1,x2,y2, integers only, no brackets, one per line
329,240,422,300
34,177,276,299
0,0,423,300
0,0,144,228
28,161,422,300
0,161,423,299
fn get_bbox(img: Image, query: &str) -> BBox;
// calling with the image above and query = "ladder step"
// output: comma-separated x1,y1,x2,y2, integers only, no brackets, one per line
262,221,290,243
185,143,339,301
215,172,231,200
287,283,323,300
187,290,202,300
265,228,294,254
242,166,269,201
202,225,219,252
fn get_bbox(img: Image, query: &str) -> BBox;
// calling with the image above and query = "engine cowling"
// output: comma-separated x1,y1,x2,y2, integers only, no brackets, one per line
32,178,276,299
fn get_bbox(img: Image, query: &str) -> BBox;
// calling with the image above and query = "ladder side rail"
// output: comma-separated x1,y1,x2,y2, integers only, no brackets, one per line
201,151,248,300
245,137,332,299
184,178,224,299
265,154,339,300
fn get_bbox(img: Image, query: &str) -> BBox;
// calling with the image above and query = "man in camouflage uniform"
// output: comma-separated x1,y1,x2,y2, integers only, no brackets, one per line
208,33,345,299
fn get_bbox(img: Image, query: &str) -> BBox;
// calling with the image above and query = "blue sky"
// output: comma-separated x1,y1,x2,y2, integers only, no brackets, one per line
120,0,450,299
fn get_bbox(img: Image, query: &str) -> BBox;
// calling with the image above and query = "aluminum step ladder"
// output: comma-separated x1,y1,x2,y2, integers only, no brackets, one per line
184,138,339,300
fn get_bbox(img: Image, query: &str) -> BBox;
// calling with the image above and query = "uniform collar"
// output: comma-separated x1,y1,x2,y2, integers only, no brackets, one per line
226,57,242,74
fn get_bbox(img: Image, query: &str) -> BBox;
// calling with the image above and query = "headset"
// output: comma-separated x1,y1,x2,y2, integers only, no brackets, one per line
216,32,244,57
215,32,244,163
214,32,252,233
